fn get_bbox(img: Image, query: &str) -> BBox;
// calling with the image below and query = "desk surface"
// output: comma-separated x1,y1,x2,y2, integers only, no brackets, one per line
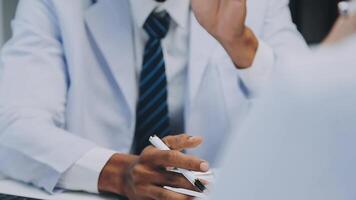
0,179,116,200
0,171,214,200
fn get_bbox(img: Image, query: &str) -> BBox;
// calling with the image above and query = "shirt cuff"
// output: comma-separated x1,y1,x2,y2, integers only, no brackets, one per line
237,39,275,97
57,147,116,194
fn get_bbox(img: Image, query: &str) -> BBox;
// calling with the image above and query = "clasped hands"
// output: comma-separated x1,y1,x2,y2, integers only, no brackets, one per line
98,134,209,200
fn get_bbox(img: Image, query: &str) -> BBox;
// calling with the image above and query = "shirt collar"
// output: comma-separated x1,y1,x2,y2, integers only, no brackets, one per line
130,0,190,29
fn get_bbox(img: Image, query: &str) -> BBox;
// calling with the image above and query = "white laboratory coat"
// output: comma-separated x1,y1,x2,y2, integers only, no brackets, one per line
0,0,307,192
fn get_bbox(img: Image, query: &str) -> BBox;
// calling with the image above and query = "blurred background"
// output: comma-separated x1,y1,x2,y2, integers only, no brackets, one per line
0,0,17,46
290,0,341,44
0,0,342,47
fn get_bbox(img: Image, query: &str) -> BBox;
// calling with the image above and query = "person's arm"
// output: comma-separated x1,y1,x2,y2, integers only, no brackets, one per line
57,148,116,193
191,0,309,97
323,14,356,45
0,0,101,193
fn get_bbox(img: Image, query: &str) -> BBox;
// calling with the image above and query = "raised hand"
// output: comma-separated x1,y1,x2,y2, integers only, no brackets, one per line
191,0,247,42
192,0,258,68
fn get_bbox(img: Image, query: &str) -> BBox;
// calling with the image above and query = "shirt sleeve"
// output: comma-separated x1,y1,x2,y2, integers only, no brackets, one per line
235,0,310,98
0,0,102,193
237,39,274,97
56,148,116,194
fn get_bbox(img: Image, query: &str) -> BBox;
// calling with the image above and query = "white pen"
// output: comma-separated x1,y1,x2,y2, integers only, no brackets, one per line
149,135,207,192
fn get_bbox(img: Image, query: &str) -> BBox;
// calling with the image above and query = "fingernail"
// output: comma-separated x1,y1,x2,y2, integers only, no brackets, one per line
200,162,209,172
189,136,202,142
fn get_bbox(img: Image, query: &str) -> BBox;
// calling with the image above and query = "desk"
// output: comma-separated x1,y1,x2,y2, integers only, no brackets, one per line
0,171,214,200
0,178,117,200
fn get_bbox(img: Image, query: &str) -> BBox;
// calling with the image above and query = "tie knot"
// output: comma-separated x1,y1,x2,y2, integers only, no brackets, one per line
144,12,171,39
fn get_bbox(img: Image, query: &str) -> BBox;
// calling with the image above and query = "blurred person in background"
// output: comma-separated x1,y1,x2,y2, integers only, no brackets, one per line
208,10,356,200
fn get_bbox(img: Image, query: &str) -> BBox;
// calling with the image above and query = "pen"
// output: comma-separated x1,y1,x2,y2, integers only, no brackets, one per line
149,135,207,192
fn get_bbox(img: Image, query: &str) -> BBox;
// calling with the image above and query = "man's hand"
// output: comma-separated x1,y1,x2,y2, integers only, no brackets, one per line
191,0,258,68
98,134,209,200
323,14,356,45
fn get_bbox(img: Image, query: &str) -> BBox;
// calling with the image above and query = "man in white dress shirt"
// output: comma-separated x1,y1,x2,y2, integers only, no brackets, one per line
0,0,307,199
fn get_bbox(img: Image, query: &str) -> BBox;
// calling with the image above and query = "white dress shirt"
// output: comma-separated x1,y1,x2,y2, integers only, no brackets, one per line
57,0,191,193
57,0,275,194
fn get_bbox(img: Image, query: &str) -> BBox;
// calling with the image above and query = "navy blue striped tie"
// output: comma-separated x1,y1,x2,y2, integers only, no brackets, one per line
133,12,171,154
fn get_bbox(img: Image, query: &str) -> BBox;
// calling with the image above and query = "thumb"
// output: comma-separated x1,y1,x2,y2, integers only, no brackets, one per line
163,134,203,151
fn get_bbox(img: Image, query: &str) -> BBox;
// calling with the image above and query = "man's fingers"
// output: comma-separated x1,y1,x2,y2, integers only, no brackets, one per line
199,178,210,185
131,166,196,191
152,171,200,192
146,149,209,172
140,136,209,171
144,185,194,200
163,134,203,150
